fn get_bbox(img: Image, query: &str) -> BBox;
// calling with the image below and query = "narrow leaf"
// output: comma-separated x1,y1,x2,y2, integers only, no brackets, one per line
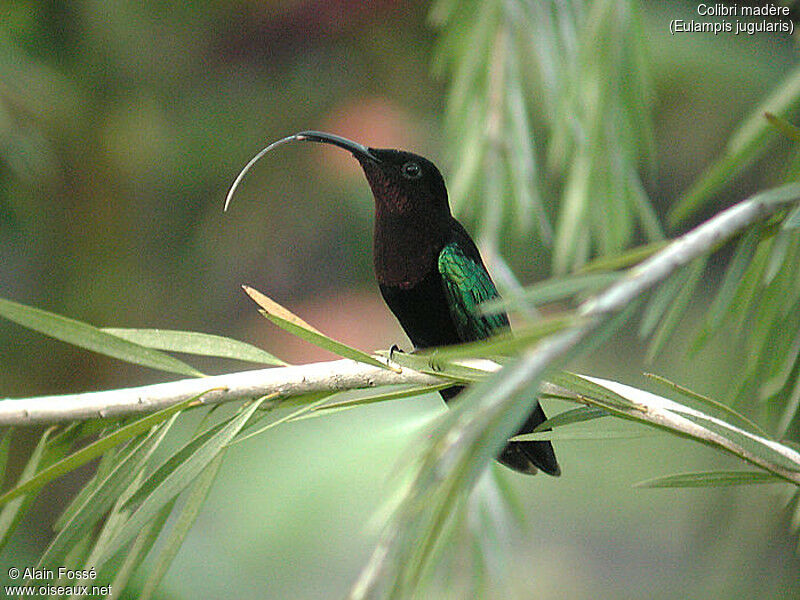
101,395,269,563
122,421,228,510
0,394,205,508
646,257,707,360
91,467,178,589
297,383,452,421
704,229,761,330
765,111,800,143
0,427,53,551
782,204,800,230
108,501,175,600
669,65,800,226
639,264,691,339
423,313,583,361
511,430,648,442
231,391,339,446
644,372,768,437
0,297,203,377
480,272,620,314
578,241,669,273
0,427,13,485
533,406,608,431
37,414,179,569
242,285,392,370
549,372,639,412
139,451,226,600
102,328,287,365
634,470,782,488
671,409,800,474
54,442,123,531
763,229,797,285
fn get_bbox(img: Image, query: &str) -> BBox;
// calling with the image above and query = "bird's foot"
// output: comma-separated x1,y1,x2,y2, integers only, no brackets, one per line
427,349,443,372
389,344,405,362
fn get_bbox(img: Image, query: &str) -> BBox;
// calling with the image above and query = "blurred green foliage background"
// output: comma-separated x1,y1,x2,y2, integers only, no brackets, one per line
2,1,800,598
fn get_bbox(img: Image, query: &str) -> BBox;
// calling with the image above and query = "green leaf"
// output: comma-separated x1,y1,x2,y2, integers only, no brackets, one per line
765,111,800,143
296,383,451,421
37,414,178,569
122,420,228,510
0,395,204,508
48,420,103,448
102,328,287,366
505,39,548,239
548,372,639,412
88,464,178,588
639,263,692,339
422,313,582,361
533,406,608,431
669,64,800,227
0,427,13,485
764,229,798,285
41,534,92,589
646,257,707,360
442,0,497,127
54,440,123,532
348,348,557,598
100,395,269,563
139,450,226,600
643,372,768,438
671,409,800,475
634,470,782,489
704,229,761,331
0,427,53,552
0,296,203,377
511,429,649,442
447,102,487,213
480,272,620,314
555,376,800,485
228,392,333,446
627,165,665,242
782,204,800,230
107,501,175,600
243,285,392,371
578,240,669,273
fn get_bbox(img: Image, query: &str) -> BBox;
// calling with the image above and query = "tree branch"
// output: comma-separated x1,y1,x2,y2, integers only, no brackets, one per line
0,359,445,426
577,377,800,486
8,356,798,487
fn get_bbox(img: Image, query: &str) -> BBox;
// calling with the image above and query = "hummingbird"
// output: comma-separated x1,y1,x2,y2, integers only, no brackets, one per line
226,131,560,476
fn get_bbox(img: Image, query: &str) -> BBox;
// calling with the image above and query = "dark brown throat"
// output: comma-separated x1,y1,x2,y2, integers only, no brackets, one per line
373,207,446,289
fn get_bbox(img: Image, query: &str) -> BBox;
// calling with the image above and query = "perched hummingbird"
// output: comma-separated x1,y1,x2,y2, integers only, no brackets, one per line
226,131,560,476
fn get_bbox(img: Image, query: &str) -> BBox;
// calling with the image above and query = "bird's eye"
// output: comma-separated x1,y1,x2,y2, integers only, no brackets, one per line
401,162,422,179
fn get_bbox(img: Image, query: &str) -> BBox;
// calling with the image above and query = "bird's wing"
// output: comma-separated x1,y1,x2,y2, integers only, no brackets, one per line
437,242,510,342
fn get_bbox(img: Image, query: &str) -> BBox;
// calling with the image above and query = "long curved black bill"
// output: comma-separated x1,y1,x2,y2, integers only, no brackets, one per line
224,130,378,211
294,130,377,162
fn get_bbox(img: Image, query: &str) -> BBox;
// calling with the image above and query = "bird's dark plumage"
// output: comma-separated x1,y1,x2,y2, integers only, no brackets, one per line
279,131,559,476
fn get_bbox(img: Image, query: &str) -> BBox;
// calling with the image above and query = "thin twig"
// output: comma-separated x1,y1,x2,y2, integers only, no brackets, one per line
0,359,445,426
576,377,800,486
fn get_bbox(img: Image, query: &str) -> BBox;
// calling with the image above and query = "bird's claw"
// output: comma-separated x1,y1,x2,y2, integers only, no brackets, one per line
427,349,443,372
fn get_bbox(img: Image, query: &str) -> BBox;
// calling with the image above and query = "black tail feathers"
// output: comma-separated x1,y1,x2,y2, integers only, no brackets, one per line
440,387,560,477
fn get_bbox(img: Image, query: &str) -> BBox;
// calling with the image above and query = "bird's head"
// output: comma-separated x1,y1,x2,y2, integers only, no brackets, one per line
352,147,450,218
224,131,451,221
